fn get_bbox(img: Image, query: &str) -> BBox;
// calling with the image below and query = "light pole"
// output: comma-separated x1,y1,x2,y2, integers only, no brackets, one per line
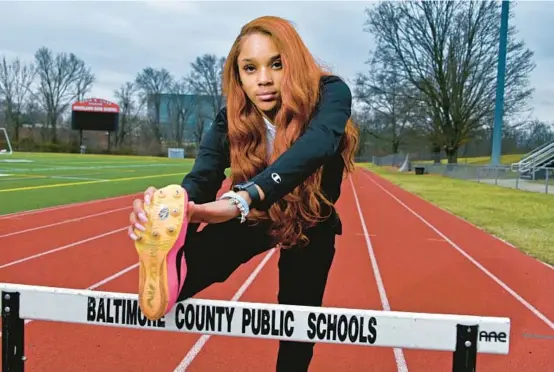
490,0,510,166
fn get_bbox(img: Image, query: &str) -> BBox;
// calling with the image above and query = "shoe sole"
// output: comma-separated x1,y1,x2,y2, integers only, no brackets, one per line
134,184,189,320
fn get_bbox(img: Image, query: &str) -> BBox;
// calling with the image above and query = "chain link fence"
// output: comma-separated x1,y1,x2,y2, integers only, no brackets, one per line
370,153,553,195
412,163,553,195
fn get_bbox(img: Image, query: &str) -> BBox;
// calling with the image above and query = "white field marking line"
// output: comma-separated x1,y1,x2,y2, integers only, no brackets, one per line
361,171,554,331
3,174,109,182
0,193,138,220
0,227,127,269
0,206,130,238
349,175,408,372
359,168,554,271
46,175,109,181
0,262,139,338
0,176,106,183
174,248,277,372
0,163,186,173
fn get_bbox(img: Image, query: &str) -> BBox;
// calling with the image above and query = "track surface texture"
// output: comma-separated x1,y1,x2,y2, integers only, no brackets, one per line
0,168,552,371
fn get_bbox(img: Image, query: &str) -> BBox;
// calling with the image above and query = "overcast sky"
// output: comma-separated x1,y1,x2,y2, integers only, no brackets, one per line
1,0,553,122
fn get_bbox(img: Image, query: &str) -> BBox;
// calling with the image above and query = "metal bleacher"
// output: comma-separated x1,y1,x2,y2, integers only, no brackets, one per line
511,140,554,180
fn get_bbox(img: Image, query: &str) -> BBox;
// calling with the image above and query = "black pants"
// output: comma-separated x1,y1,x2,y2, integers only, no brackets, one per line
176,218,337,372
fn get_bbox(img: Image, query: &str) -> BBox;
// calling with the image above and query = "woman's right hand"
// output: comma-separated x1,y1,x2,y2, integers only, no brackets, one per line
128,186,157,241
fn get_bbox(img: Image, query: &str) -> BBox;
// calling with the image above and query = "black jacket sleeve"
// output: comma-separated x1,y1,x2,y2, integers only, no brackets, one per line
249,75,352,208
181,108,230,204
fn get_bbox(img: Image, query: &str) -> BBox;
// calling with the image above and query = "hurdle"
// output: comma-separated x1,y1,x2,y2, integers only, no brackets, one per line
1,283,510,371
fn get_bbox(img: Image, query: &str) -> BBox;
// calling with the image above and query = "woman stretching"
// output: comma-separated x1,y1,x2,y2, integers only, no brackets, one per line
128,15,359,371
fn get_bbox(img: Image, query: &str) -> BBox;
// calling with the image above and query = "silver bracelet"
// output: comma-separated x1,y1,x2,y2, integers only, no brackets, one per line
219,191,250,223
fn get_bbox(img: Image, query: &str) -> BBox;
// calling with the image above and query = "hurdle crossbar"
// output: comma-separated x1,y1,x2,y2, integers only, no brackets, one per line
1,283,510,372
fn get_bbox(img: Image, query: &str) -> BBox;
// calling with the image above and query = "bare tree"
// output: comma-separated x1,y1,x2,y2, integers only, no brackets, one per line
520,120,554,149
0,56,36,142
114,81,144,148
350,108,377,157
192,111,208,146
32,47,95,142
186,54,225,121
165,78,197,147
135,67,173,143
364,1,535,163
354,55,420,154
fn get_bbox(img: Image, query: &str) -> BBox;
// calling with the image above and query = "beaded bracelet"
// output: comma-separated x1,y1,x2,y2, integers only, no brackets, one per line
219,191,250,223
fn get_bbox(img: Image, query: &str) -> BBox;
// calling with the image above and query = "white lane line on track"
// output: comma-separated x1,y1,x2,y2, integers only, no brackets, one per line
0,227,127,269
0,207,130,238
361,171,554,331
359,168,554,271
0,193,138,220
173,248,277,371
349,175,408,372
0,262,139,337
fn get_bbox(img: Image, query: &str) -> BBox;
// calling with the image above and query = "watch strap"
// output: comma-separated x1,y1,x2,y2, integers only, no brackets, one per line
234,182,261,208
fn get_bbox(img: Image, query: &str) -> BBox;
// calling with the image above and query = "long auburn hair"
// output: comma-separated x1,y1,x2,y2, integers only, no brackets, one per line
222,16,359,248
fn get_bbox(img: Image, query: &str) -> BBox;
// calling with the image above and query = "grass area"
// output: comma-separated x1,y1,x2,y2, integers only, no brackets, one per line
417,154,523,165
0,152,195,214
360,163,554,266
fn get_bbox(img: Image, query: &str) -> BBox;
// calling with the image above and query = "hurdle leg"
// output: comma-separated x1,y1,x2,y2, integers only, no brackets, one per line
2,291,25,372
452,324,478,372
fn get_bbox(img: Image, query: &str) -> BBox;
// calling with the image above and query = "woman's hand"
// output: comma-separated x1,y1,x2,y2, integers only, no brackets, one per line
128,186,246,241
128,186,156,241
187,199,241,224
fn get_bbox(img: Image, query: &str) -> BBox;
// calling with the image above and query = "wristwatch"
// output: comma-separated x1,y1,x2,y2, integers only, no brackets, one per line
233,181,261,209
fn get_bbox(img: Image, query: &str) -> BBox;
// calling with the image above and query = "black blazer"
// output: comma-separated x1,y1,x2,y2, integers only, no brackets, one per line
181,74,352,234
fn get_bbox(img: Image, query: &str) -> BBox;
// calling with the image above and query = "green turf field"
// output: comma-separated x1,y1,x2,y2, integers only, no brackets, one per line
0,152,195,214
361,163,554,266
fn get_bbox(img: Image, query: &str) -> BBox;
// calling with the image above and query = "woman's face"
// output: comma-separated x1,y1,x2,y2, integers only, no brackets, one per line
237,32,284,121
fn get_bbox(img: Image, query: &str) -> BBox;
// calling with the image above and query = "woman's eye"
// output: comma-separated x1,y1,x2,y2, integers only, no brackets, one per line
242,61,281,72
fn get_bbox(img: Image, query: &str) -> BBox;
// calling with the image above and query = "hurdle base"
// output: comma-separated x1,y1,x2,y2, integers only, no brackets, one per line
2,291,25,372
452,324,478,372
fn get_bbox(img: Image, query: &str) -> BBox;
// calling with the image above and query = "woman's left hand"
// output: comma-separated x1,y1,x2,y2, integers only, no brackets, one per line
187,199,241,224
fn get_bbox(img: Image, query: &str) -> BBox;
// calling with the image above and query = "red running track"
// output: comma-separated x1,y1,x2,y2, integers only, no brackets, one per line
0,168,552,371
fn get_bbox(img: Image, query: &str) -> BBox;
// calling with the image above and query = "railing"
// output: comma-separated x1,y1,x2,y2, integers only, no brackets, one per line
511,141,554,175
